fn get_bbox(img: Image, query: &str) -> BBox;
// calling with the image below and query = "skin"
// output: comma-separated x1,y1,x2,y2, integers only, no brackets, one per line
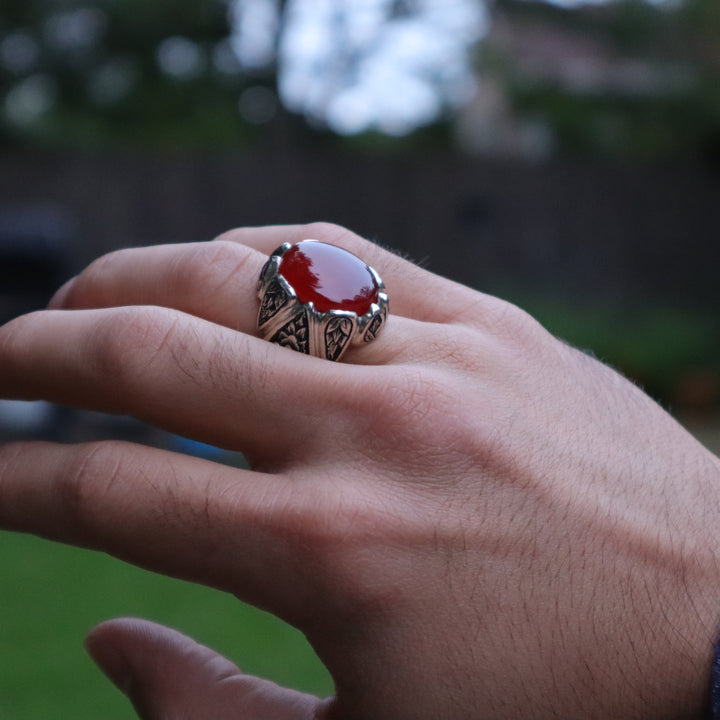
1,222,719,719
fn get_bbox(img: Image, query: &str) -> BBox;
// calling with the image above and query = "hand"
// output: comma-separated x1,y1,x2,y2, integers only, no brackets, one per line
1,222,719,720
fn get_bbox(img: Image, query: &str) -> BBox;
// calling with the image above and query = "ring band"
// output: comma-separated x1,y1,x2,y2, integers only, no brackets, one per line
257,239,389,361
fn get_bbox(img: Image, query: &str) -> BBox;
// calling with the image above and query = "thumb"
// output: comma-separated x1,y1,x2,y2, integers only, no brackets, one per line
85,618,329,720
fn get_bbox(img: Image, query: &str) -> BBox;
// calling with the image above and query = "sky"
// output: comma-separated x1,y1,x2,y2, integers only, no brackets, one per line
231,0,489,135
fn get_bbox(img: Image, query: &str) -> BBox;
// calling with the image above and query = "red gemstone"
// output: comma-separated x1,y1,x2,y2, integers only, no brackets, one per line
279,240,379,315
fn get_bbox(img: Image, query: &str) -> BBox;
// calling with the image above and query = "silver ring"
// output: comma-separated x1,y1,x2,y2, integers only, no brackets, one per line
257,239,389,361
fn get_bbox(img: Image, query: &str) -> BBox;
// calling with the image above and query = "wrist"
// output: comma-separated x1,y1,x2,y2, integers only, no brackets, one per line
584,445,720,719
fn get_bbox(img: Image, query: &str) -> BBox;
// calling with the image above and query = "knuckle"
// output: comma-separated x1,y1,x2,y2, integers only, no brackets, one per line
0,310,40,360
54,442,123,531
300,221,353,244
73,248,132,300
348,367,461,473
170,240,250,303
84,306,182,390
349,363,502,482
0,442,26,494
373,366,452,429
78,248,120,282
276,490,397,613
488,299,550,349
406,324,481,368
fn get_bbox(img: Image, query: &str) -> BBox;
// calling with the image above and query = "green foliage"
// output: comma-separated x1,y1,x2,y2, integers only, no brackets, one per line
514,295,720,405
0,0,259,148
510,78,720,160
489,0,720,162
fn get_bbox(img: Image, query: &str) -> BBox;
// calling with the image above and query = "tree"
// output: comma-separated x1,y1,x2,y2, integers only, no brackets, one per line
0,0,251,148
0,0,486,148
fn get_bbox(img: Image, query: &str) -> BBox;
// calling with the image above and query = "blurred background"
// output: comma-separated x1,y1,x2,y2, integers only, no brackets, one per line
0,0,719,716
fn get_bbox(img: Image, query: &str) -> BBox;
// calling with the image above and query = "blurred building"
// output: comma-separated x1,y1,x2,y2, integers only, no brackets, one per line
456,0,719,161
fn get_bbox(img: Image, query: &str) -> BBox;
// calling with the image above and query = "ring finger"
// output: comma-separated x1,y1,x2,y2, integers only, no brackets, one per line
51,225,501,334
48,234,434,366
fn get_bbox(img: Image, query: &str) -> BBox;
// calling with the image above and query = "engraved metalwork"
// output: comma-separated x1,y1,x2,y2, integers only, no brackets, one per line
258,277,289,326
324,316,354,361
271,311,309,354
257,240,389,361
364,313,383,343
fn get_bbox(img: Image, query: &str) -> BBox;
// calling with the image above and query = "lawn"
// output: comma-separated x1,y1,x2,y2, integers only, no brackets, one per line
0,530,333,719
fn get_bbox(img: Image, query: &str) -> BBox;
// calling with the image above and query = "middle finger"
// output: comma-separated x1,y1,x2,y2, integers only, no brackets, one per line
0,305,364,463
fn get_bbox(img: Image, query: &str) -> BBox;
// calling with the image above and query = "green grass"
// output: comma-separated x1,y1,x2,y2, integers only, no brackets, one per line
0,530,333,719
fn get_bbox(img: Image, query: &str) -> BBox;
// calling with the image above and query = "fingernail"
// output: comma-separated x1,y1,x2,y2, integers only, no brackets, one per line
47,276,77,309
85,636,133,695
